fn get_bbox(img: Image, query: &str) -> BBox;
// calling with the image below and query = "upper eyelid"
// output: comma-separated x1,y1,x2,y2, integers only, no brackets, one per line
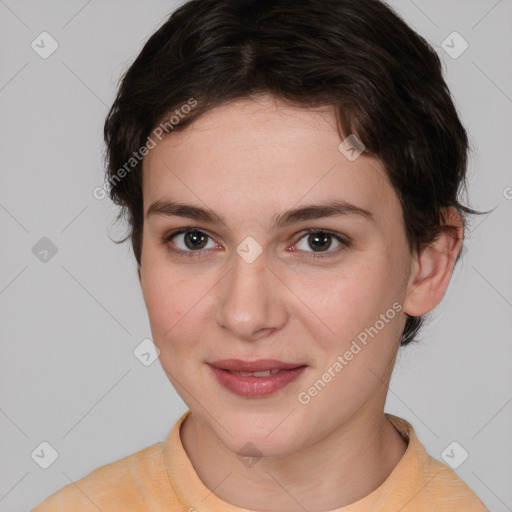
165,227,220,244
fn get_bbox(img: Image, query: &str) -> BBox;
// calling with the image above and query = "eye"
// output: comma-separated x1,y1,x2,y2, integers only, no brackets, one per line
292,229,350,259
162,227,350,260
163,228,218,257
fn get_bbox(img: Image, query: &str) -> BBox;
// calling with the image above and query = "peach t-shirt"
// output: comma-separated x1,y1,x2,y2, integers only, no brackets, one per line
32,410,488,511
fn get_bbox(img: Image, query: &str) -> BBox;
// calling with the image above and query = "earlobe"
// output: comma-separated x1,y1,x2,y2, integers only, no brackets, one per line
403,208,463,317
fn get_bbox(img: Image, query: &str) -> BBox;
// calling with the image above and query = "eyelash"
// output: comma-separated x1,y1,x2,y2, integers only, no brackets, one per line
162,227,350,260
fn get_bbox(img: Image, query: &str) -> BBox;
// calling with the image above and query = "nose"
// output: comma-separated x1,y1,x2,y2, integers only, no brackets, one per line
216,249,288,342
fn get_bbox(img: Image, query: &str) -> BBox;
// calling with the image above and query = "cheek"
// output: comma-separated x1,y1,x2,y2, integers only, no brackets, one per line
140,253,194,342
141,241,186,328
307,258,394,334
140,259,218,371
301,269,403,412
306,251,405,367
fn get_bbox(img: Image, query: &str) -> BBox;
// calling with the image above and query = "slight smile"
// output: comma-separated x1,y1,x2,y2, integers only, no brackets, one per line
208,359,308,398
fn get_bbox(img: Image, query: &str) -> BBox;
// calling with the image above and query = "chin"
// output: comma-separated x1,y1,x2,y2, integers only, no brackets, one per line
209,411,308,458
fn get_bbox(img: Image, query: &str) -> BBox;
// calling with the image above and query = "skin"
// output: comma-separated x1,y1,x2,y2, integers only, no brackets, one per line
137,93,463,511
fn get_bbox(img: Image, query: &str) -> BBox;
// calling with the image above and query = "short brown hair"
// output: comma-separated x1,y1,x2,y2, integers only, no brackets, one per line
103,0,485,345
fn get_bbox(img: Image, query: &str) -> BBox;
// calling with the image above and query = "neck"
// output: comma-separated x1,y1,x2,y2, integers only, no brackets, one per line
180,403,407,511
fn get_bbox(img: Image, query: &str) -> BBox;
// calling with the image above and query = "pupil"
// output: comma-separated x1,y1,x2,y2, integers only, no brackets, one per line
310,232,330,251
186,231,207,250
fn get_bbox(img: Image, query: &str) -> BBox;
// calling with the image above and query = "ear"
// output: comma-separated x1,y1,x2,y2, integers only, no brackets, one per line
403,208,463,317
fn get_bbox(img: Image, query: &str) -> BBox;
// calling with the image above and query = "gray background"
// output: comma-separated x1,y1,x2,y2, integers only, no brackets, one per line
0,0,511,510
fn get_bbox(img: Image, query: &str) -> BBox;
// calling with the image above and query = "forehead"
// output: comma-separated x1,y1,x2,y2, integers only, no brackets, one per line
142,96,399,226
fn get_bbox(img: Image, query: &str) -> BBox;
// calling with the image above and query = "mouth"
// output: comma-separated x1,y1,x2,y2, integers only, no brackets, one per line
208,359,308,397
209,358,306,372
222,368,283,377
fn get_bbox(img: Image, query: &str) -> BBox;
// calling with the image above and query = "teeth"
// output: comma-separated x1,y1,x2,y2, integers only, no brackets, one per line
229,369,282,377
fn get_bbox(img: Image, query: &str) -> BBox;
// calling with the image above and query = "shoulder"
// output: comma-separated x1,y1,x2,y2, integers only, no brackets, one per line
385,414,489,511
31,441,173,511
418,455,489,511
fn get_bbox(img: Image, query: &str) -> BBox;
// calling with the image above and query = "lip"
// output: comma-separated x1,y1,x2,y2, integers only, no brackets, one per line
208,359,307,398
209,359,304,372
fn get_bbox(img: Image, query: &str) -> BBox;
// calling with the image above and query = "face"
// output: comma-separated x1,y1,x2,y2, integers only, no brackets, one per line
139,94,414,457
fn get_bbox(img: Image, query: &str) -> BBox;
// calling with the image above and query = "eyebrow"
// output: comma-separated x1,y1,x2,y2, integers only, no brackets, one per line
146,199,374,230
